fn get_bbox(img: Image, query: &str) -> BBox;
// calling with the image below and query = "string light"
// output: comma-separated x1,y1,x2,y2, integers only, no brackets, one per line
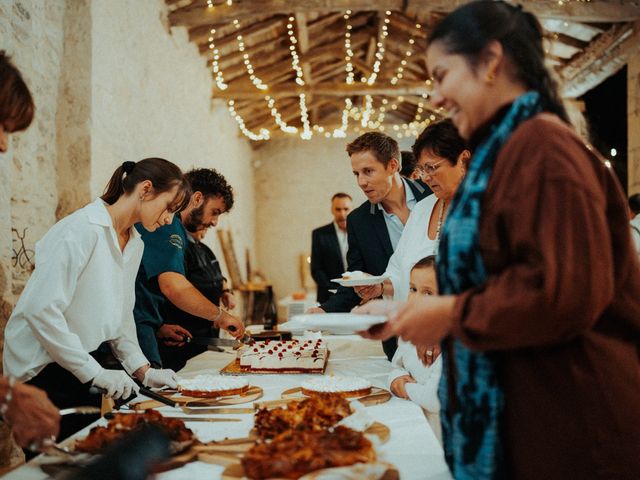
390,23,421,85
234,19,268,91
227,100,270,141
366,10,392,85
208,0,232,7
332,98,353,138
286,16,305,86
299,94,312,140
208,29,228,90
265,95,298,133
343,10,355,85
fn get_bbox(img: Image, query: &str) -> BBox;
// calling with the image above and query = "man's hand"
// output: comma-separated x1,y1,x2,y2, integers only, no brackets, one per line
354,283,383,302
220,292,236,310
306,307,326,314
390,375,417,400
4,383,60,448
157,324,192,346
217,311,245,338
143,368,179,389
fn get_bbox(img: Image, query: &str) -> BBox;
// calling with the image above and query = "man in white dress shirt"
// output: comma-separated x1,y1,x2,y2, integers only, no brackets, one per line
310,193,352,303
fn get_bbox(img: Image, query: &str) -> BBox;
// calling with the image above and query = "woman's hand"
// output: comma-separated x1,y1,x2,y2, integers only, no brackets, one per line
157,324,192,346
417,344,442,366
390,375,417,400
355,295,457,347
4,383,60,448
353,299,405,341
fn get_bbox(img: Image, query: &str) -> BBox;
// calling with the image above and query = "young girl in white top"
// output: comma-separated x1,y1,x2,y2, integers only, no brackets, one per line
387,256,442,442
3,158,189,440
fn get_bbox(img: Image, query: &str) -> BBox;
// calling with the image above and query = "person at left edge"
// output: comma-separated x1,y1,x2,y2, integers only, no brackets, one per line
133,168,245,369
3,158,189,440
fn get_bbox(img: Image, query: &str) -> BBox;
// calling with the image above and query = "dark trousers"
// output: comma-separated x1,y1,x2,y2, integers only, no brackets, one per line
26,362,101,442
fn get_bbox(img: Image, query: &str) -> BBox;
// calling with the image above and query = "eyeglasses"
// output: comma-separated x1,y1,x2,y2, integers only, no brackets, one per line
416,159,447,176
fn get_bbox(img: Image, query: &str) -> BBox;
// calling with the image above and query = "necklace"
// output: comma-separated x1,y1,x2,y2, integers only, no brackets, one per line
433,199,446,254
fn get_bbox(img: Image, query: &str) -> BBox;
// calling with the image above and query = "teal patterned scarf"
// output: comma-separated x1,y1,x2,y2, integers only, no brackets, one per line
436,91,543,479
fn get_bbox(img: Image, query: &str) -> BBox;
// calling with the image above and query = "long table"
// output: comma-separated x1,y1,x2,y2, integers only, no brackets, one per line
5,335,452,479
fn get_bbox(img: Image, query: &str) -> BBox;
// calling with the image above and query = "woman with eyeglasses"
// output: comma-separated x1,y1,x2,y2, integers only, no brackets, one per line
357,1,640,479
354,119,469,305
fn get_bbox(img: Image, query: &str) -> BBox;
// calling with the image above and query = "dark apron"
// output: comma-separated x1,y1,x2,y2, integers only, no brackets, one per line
159,240,225,370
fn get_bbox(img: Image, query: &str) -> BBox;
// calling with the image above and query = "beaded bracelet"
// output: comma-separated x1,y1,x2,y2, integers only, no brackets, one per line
0,376,16,419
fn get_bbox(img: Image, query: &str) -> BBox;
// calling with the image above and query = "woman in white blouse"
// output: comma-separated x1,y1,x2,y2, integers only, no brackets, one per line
3,158,189,439
355,119,469,302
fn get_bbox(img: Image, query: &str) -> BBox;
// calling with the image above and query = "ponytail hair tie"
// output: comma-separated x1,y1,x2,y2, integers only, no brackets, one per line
122,161,136,174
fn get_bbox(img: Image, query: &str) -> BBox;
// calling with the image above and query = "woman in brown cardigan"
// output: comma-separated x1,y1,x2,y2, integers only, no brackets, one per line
358,2,640,479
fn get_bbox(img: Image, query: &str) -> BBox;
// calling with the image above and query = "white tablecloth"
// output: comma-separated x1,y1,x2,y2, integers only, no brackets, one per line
6,335,452,480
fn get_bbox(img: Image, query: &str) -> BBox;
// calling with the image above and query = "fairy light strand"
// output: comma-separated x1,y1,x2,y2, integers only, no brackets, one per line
366,10,391,85
286,16,305,86
235,19,268,91
227,100,270,141
299,93,312,140
265,95,298,133
343,10,355,85
208,29,228,90
390,23,421,85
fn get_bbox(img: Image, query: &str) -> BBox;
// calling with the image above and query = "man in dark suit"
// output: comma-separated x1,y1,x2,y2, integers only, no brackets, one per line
309,133,429,360
311,193,353,303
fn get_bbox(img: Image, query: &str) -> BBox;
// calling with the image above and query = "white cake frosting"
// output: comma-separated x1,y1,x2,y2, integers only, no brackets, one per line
237,339,328,371
178,374,248,392
300,376,371,393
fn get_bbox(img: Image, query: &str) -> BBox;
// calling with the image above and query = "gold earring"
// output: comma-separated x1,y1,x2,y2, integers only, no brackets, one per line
485,72,496,84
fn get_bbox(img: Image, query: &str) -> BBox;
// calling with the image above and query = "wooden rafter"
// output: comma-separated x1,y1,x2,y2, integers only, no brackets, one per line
169,1,640,28
214,80,429,99
562,21,639,98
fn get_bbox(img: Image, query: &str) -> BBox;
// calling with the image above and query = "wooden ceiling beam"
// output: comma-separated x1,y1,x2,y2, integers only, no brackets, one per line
214,80,429,99
561,22,633,82
191,15,285,47
169,1,640,29
562,21,640,98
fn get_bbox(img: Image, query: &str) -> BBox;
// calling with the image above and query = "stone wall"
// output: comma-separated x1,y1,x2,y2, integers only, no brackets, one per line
254,135,366,299
0,0,255,360
0,0,67,358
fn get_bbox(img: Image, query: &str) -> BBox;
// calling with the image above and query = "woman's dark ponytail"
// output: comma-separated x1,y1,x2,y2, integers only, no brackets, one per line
428,1,570,124
101,158,189,211
102,163,129,206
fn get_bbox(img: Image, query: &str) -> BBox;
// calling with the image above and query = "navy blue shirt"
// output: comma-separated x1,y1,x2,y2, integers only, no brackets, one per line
133,216,187,366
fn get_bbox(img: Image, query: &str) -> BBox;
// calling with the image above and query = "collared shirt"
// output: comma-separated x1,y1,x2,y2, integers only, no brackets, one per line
133,215,188,365
333,222,349,271
3,198,149,383
377,178,417,250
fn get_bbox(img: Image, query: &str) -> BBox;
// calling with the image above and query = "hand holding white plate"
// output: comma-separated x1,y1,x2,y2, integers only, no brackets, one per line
281,313,387,335
331,273,389,287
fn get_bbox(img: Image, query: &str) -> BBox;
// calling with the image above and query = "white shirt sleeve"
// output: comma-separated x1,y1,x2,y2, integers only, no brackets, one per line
16,229,103,383
405,357,442,413
109,311,149,375
387,341,411,390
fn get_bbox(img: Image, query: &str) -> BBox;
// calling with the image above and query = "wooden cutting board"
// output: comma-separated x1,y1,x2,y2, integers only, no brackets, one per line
130,385,263,410
280,386,392,406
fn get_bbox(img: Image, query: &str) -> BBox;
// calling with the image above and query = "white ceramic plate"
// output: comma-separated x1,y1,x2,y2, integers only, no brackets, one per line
281,313,387,335
330,274,388,287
